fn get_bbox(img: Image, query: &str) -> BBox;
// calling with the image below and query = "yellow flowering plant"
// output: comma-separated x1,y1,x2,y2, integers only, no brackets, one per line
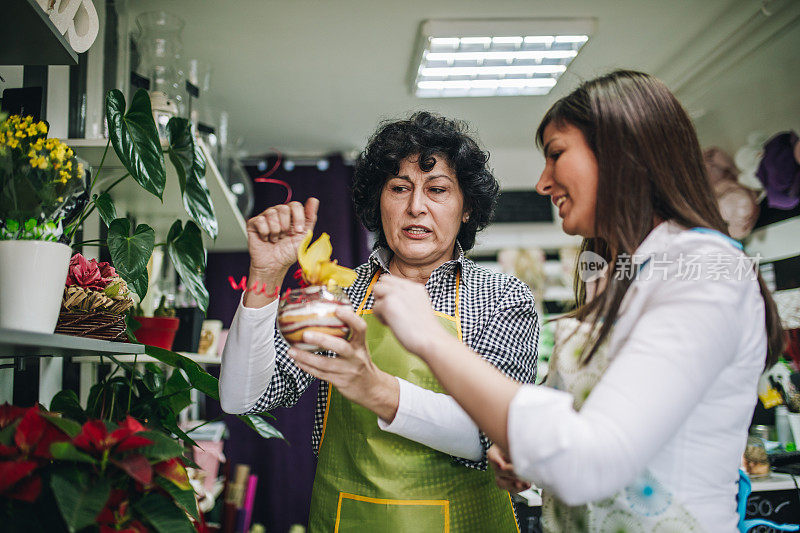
0,113,87,241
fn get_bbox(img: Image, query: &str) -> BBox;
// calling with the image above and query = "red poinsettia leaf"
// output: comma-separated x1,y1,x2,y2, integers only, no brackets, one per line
74,420,109,452
96,489,127,526
32,423,71,458
154,457,191,490
114,435,153,453
108,415,145,445
9,474,41,502
14,408,45,454
0,443,18,457
0,404,26,429
118,415,145,434
0,460,37,492
112,454,153,485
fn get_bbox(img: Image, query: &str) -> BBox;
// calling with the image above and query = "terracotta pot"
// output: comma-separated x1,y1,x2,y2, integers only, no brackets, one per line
132,316,180,350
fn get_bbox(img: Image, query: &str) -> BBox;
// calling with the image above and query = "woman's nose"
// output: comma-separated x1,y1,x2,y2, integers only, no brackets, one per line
536,168,553,196
407,189,427,215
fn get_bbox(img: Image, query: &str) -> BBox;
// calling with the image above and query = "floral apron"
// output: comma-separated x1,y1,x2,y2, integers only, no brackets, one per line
541,318,706,533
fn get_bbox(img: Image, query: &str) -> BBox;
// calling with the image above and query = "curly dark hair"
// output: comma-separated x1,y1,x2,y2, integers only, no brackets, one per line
353,111,499,252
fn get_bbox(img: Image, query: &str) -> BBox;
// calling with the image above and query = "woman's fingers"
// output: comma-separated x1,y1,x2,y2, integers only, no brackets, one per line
275,204,291,237
302,330,353,357
248,215,272,242
304,197,319,233
288,347,337,379
334,307,368,345
265,208,283,243
288,201,306,234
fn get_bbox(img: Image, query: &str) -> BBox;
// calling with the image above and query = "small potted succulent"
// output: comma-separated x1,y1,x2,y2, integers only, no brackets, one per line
277,231,357,350
0,114,87,333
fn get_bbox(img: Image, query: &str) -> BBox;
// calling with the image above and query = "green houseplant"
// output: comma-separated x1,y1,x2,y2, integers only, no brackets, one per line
0,91,282,530
0,114,88,332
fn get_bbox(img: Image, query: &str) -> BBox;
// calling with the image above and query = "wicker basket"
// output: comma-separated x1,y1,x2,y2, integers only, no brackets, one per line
54,310,129,342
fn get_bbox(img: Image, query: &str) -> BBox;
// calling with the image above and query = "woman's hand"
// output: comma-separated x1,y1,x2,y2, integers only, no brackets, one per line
244,198,318,307
371,276,452,359
488,444,531,493
287,306,400,422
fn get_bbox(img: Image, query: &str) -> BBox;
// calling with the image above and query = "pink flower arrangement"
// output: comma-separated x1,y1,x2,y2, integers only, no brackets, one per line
66,253,118,291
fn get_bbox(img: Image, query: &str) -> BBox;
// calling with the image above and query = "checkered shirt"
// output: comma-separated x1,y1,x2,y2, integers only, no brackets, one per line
246,244,539,470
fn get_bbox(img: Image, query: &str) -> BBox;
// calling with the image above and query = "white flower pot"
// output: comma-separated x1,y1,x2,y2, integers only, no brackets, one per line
0,240,72,333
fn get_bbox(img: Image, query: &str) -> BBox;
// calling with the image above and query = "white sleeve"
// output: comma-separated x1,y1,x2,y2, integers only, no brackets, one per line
507,253,750,505
378,377,483,461
218,293,279,414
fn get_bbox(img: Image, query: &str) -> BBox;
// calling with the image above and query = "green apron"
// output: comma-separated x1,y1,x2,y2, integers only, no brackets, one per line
308,271,519,532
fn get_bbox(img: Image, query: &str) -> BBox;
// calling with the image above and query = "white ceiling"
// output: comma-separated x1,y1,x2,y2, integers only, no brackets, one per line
120,0,799,192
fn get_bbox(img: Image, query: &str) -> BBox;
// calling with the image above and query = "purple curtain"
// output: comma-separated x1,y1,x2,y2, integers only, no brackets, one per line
204,154,370,531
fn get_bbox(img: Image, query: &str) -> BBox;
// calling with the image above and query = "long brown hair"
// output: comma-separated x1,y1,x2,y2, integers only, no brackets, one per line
536,70,783,368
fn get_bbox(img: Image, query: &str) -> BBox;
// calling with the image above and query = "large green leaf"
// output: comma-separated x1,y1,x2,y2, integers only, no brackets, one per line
144,345,218,400
166,220,208,311
42,412,83,438
143,363,166,393
94,192,117,227
134,492,196,533
138,430,184,461
107,218,155,298
50,471,110,532
162,369,192,414
48,390,87,425
239,414,285,441
155,477,199,520
105,89,166,200
166,118,218,239
50,442,98,464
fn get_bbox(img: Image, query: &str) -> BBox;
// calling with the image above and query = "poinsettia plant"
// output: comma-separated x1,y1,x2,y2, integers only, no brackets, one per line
1,346,283,532
0,405,198,532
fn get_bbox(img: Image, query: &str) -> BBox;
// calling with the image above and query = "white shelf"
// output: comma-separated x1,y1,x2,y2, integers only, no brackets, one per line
71,351,221,365
68,138,248,251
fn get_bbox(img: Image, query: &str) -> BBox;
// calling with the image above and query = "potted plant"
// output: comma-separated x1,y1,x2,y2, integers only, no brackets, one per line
53,252,135,341
0,114,88,333
1,90,284,529
0,349,283,531
133,295,181,350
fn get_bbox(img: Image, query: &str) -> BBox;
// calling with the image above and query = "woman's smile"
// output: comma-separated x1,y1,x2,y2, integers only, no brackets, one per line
402,224,433,239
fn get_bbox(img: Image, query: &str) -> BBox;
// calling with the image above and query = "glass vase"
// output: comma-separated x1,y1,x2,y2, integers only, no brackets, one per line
277,285,352,351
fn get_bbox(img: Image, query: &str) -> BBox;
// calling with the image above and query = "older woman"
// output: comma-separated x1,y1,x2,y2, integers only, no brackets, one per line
220,111,538,532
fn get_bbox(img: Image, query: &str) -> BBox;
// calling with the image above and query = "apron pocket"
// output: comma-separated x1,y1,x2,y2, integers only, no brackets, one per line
335,492,449,532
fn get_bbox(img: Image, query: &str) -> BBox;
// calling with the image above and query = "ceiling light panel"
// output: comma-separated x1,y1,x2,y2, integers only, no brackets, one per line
411,19,595,98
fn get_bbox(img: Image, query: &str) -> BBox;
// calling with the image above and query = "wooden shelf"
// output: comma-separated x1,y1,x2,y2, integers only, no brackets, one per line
0,327,144,358
2,0,78,65
68,138,248,252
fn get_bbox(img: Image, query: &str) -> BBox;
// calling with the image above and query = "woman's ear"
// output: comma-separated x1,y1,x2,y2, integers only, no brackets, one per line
462,211,471,223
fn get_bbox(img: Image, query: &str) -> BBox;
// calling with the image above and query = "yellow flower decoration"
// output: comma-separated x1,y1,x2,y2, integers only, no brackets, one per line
37,122,48,134
7,138,19,149
297,231,357,288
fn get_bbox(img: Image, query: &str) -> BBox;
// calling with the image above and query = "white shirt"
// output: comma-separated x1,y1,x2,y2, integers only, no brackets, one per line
507,222,766,532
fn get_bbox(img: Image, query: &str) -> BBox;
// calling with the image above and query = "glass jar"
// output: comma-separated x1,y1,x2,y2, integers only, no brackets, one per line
133,12,186,130
743,435,770,478
277,285,351,351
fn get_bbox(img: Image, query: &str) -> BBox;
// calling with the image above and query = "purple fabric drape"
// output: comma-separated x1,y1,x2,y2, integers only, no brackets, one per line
204,154,370,531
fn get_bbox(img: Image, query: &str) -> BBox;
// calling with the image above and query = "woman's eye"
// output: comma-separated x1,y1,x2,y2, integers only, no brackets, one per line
548,151,562,161
429,187,446,194
391,185,408,193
